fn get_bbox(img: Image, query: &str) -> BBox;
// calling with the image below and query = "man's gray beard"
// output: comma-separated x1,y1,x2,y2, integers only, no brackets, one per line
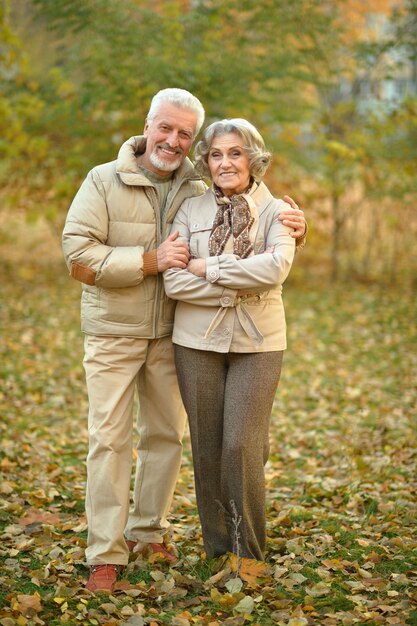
150,151,183,172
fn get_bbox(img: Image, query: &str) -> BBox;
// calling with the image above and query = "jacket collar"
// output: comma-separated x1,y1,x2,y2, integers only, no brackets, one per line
116,135,201,187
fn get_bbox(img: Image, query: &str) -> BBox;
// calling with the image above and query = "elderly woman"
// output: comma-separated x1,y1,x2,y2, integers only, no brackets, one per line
164,119,303,562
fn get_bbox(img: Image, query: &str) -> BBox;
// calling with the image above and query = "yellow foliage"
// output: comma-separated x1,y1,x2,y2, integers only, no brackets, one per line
228,554,272,587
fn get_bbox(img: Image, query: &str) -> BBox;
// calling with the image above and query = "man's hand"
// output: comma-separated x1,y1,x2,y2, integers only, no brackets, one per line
157,231,190,271
187,258,206,277
279,195,306,239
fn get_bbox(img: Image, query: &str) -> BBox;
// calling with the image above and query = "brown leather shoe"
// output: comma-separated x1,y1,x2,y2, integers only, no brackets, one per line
86,564,122,592
127,540,177,562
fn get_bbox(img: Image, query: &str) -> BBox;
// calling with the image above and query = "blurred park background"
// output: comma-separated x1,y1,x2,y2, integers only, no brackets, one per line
1,0,417,287
1,2,417,623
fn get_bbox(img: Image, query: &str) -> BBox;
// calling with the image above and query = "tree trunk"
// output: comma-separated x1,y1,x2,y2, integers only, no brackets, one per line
331,191,341,282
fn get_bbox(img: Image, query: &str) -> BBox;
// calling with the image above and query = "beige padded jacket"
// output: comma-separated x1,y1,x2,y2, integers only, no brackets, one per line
163,183,296,353
62,136,206,338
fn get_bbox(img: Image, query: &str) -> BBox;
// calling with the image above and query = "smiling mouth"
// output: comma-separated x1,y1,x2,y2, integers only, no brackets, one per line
158,144,182,158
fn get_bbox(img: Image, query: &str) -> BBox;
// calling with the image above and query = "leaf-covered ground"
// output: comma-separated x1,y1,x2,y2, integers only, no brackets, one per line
1,254,416,626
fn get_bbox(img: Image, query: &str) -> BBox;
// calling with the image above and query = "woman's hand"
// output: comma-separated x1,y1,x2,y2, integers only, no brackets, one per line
187,258,206,277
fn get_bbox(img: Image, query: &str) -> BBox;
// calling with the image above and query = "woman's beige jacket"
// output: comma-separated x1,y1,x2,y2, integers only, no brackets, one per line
163,183,295,353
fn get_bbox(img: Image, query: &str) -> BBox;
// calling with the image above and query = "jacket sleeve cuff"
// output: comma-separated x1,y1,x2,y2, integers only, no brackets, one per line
143,250,159,276
206,256,220,282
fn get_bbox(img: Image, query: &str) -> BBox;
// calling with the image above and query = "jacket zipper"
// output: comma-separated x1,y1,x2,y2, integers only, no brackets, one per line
150,176,202,338
144,185,161,339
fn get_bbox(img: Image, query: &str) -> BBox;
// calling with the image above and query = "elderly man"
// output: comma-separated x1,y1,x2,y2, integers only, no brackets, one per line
62,88,306,592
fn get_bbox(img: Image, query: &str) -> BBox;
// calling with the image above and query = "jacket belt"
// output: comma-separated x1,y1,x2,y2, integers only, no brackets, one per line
204,294,264,347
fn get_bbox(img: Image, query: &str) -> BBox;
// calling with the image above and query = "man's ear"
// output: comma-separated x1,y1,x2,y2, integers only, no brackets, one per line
143,117,149,137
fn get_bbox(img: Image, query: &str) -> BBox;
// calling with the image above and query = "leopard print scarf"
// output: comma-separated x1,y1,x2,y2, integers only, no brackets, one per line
208,181,259,258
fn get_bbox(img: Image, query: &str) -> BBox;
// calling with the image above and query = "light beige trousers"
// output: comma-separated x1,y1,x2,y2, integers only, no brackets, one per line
83,334,186,565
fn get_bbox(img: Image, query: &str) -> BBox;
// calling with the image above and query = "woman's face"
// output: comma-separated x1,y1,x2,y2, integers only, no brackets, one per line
207,132,251,196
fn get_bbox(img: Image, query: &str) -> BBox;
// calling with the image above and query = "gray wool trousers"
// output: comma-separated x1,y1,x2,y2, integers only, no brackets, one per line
174,345,283,561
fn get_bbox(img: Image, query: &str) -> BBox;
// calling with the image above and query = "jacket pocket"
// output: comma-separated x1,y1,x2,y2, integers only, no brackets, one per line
98,283,151,326
189,223,212,258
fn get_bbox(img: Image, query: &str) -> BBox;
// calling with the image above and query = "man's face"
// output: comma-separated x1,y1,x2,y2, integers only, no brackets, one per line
141,102,198,176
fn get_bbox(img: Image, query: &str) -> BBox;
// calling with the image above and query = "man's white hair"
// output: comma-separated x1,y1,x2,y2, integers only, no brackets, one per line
147,88,205,136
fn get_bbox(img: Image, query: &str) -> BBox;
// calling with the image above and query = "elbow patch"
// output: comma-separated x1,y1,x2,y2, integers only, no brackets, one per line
70,261,96,286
